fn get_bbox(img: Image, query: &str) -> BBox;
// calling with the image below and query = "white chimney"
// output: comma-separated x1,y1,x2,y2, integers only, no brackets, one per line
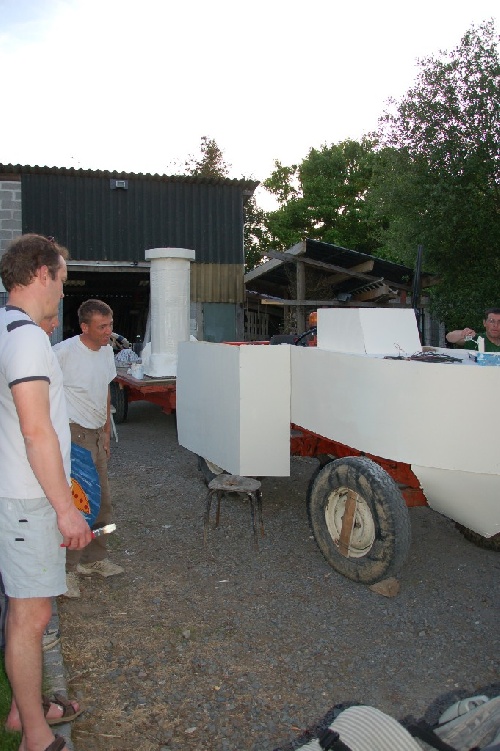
144,247,196,377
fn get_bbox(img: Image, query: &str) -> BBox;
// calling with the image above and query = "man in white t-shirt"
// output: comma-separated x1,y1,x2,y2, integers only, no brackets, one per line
0,233,92,751
54,299,123,598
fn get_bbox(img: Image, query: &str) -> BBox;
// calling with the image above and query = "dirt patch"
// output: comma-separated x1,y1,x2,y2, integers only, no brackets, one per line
58,402,500,751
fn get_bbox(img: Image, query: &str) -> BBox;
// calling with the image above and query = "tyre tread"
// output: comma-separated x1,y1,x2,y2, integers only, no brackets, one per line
307,456,411,584
110,381,128,423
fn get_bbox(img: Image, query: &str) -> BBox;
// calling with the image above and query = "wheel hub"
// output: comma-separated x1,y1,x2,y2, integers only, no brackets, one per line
324,486,375,557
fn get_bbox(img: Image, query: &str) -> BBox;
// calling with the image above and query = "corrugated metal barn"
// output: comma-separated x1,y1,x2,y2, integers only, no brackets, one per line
0,164,258,343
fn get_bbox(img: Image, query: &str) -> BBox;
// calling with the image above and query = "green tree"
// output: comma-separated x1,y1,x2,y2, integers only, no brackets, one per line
243,195,272,272
184,136,231,178
373,20,500,329
262,139,384,254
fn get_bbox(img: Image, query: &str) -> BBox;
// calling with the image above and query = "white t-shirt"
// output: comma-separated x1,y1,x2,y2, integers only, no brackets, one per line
53,336,117,429
0,305,71,498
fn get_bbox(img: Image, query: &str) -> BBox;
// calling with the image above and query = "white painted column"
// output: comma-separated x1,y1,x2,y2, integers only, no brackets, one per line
144,247,196,377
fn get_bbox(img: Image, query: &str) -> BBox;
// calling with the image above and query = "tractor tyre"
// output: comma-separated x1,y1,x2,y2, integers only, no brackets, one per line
110,381,128,424
307,455,411,584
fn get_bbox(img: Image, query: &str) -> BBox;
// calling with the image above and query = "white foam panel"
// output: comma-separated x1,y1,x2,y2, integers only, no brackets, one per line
177,342,291,476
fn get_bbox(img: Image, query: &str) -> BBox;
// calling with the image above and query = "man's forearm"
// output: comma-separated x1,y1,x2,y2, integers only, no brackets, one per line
446,330,465,344
25,428,92,548
446,328,474,345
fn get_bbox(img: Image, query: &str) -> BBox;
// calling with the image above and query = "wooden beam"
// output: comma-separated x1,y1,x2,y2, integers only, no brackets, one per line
354,284,398,302
325,259,375,285
259,299,423,308
338,489,358,557
260,249,380,280
296,260,306,333
258,249,413,292
245,241,305,282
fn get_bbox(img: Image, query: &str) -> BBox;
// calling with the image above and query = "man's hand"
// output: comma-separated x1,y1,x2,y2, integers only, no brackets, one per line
446,327,476,345
58,504,93,550
461,327,476,340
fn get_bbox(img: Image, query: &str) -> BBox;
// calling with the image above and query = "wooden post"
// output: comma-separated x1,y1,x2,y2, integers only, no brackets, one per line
296,260,306,333
338,489,357,557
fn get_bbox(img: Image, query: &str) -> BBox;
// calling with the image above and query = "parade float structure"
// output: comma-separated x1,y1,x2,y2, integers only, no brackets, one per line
176,308,500,584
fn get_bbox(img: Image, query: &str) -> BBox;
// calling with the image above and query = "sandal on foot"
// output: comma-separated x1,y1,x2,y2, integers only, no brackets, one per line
43,693,84,725
4,694,83,733
44,736,67,751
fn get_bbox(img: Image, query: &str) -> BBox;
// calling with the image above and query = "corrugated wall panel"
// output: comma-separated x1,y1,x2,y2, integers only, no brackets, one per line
21,174,246,265
191,264,245,303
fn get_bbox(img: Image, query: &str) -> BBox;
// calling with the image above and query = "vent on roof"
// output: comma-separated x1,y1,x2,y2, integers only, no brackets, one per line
110,179,128,190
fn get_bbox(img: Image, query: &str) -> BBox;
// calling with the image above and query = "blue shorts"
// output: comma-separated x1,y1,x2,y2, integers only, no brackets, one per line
0,497,66,598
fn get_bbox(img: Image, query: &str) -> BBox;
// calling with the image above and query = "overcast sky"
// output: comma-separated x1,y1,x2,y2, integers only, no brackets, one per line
0,0,498,208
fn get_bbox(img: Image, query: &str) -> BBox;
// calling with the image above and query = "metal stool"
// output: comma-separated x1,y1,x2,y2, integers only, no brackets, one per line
204,474,264,548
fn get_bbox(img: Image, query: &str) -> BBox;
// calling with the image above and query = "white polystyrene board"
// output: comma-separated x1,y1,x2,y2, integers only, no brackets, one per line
238,345,291,476
145,352,177,378
145,247,196,261
412,465,500,537
317,309,365,354
176,342,291,476
177,342,241,472
317,308,422,356
290,346,500,475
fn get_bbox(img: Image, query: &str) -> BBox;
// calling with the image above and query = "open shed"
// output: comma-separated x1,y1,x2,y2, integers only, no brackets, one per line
244,239,441,344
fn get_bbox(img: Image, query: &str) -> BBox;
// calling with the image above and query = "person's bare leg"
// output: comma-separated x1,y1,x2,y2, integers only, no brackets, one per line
5,596,61,751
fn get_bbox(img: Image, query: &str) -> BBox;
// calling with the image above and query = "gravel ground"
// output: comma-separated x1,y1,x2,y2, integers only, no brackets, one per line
58,401,499,751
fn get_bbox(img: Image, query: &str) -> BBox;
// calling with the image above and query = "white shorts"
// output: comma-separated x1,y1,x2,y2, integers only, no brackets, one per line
0,497,66,598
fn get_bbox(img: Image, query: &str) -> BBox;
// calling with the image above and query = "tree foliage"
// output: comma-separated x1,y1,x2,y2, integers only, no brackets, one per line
262,139,384,254
373,19,500,329
184,136,231,178
243,196,272,272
